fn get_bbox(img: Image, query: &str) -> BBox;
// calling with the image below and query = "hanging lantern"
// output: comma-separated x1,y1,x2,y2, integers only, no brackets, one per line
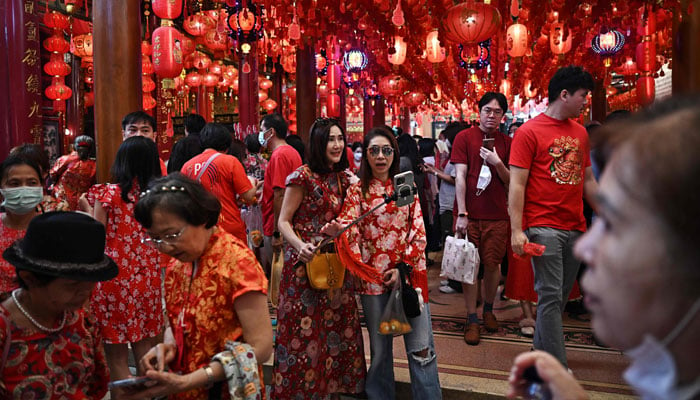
500,78,512,98
636,40,656,72
202,73,219,87
263,99,278,111
84,91,94,107
258,90,268,102
192,52,212,70
550,23,572,55
388,36,407,66
44,33,70,54
43,53,71,77
287,86,297,100
152,0,183,20
328,93,341,117
459,40,490,69
142,56,154,74
70,33,93,66
45,77,72,112
506,23,528,58
405,91,426,107
636,75,655,106
379,75,408,98
318,83,330,97
343,49,369,72
227,0,264,43
142,75,156,92
184,13,215,36
152,22,184,81
259,77,273,90
316,52,328,73
592,30,625,56
209,61,224,76
203,29,229,51
43,11,70,30
328,64,341,90
185,72,202,87
425,30,446,63
143,93,157,110
443,1,502,44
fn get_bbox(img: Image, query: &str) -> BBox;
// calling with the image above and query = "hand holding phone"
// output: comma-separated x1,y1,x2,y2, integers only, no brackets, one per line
482,137,495,151
393,171,415,207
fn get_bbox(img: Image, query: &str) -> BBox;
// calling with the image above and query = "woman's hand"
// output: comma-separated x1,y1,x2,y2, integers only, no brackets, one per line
296,242,317,263
320,220,345,237
139,343,177,373
119,370,192,400
382,268,399,289
78,193,92,215
507,351,587,400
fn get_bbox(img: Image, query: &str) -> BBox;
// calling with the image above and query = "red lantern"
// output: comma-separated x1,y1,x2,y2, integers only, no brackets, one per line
44,54,71,77
443,1,502,44
405,91,425,107
388,36,407,65
328,64,341,90
636,41,656,72
43,11,70,30
263,99,278,111
202,73,219,87
318,83,329,97
152,26,184,79
328,93,341,117
44,33,70,54
142,57,154,74
636,76,655,106
258,90,268,102
549,23,572,55
425,30,446,63
141,41,152,56
152,0,183,20
287,86,297,100
184,13,215,36
203,29,229,51
143,93,157,110
185,72,202,87
209,61,224,75
45,78,72,101
192,52,212,70
71,33,93,65
506,23,528,57
637,5,656,37
142,75,156,92
84,91,94,107
315,53,328,71
379,75,408,97
180,36,195,56
259,77,273,90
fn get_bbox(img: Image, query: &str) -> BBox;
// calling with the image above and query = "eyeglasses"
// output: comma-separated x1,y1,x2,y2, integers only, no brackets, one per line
367,145,394,158
481,107,504,116
141,226,186,248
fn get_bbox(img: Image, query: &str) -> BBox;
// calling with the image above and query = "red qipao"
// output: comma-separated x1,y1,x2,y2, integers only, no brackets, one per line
336,178,429,302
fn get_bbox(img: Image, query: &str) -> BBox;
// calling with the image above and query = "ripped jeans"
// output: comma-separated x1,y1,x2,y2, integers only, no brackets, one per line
360,293,442,400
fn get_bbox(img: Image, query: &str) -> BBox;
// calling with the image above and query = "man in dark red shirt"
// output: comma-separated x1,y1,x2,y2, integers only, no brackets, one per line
259,114,302,275
452,92,512,345
509,66,598,367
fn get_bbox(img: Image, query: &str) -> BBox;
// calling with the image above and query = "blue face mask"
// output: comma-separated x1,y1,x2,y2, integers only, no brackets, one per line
258,128,272,147
1,186,43,215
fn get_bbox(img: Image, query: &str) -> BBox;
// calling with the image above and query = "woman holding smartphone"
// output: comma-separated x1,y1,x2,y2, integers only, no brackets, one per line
329,126,442,400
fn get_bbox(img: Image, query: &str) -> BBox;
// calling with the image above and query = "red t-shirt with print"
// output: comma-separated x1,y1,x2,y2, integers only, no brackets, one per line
262,145,302,236
182,149,253,242
509,113,591,232
450,126,511,220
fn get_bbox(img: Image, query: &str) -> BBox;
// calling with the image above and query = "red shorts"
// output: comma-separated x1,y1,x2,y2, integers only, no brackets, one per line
467,219,509,267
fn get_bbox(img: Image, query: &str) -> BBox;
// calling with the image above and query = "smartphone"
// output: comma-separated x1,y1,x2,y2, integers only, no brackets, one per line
393,171,415,207
108,376,153,390
482,138,495,151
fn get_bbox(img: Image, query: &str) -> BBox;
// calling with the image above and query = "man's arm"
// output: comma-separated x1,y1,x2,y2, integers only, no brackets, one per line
508,166,529,255
582,166,598,214
454,163,468,235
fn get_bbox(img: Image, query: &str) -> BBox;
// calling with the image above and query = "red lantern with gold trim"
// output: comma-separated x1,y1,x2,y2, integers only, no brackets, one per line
44,54,71,77
443,1,502,44
152,24,184,79
44,33,70,54
43,11,70,30
152,0,183,19
184,13,215,36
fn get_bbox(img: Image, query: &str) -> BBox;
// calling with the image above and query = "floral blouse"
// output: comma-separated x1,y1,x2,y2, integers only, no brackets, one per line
164,227,267,400
338,178,429,301
0,306,109,399
0,218,25,294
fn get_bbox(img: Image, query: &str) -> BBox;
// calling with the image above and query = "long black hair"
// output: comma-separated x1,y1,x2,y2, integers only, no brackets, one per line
110,136,161,202
359,126,400,195
307,118,349,174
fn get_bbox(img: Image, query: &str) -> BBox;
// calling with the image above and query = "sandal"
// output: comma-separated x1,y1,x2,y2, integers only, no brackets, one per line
519,318,535,338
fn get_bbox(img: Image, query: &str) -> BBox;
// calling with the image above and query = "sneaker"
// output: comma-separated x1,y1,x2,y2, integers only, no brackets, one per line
439,285,458,294
464,323,480,345
483,311,498,332
440,280,449,286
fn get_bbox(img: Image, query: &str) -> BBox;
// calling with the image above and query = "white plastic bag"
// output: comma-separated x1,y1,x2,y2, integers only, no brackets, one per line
440,235,479,284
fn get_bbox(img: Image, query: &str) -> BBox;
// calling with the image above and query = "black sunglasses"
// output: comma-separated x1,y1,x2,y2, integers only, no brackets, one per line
367,145,394,157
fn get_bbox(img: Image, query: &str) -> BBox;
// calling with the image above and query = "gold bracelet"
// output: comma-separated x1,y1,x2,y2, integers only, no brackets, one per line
203,365,215,387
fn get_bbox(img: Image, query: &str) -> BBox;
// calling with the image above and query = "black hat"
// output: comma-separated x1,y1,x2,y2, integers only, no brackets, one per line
3,211,118,282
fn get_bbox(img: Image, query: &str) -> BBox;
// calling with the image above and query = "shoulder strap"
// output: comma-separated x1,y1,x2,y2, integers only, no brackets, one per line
195,152,222,182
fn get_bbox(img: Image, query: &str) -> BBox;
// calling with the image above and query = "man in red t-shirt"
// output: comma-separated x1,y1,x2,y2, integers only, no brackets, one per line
259,114,302,274
181,123,256,243
509,66,598,368
452,92,512,346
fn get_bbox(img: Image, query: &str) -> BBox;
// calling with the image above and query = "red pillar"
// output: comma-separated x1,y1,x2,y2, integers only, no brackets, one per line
296,42,316,143
363,97,373,135
65,55,82,140
238,42,259,138
0,0,43,158
94,0,142,182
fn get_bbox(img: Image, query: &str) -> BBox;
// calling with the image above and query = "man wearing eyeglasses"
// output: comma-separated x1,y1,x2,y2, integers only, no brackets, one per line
451,92,512,346
259,113,302,276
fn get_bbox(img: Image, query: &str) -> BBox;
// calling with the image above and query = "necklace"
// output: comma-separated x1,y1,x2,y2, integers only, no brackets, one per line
11,289,66,333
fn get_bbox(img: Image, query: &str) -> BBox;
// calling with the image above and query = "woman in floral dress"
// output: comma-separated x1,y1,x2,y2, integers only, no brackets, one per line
89,136,163,385
273,118,367,399
50,135,96,210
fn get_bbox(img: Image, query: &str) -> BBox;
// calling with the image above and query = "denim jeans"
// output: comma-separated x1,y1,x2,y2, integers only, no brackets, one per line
526,227,583,368
360,293,442,400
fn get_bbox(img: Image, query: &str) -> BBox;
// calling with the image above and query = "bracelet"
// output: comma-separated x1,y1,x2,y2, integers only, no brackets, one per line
203,365,215,388
458,212,468,218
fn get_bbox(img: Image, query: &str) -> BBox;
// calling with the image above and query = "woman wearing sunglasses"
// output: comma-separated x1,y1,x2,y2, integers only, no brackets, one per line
329,126,442,399
272,118,367,399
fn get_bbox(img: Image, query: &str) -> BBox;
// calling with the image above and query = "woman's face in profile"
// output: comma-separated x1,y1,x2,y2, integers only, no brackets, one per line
575,152,674,350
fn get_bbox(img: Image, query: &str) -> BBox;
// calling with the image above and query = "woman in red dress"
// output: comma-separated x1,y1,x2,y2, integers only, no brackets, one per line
87,136,164,386
273,118,367,399
0,211,116,398
50,135,96,211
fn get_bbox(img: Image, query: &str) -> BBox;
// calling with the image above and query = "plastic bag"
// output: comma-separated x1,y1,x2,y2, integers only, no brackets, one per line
440,235,480,284
378,285,412,336
240,204,263,248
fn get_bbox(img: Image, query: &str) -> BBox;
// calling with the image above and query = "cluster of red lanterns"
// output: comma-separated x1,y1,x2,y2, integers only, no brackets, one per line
142,41,157,110
43,11,72,112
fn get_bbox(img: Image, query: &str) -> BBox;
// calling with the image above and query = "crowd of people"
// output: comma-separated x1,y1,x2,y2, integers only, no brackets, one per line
0,65,697,400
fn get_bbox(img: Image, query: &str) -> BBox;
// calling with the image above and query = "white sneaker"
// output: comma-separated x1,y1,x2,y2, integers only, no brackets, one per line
439,285,457,294
440,280,449,286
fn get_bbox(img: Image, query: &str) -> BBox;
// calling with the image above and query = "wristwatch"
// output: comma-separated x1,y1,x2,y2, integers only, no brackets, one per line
458,212,468,218
273,231,281,239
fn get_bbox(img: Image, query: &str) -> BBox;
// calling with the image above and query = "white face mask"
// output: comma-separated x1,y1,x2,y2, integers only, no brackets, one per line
354,150,362,162
623,299,700,400
258,128,272,147
0,186,43,215
475,164,492,196
435,139,449,154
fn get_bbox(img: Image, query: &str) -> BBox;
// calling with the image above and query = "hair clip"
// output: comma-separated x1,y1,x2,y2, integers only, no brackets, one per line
139,185,186,198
